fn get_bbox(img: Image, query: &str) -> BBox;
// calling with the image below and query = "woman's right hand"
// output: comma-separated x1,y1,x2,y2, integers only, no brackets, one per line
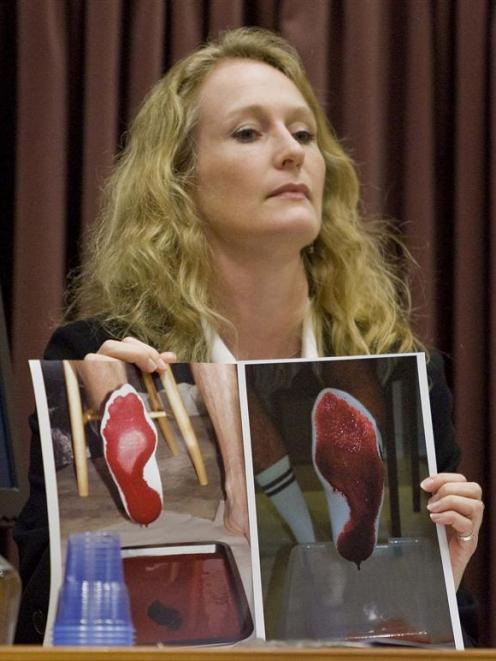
84,336,177,372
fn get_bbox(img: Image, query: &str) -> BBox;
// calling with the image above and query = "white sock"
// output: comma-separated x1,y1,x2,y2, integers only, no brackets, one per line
255,455,316,543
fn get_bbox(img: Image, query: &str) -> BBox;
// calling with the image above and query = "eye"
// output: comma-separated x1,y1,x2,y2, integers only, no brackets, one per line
232,127,260,142
292,129,315,145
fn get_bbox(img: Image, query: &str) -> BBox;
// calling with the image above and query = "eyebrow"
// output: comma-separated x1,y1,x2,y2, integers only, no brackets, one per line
223,103,317,125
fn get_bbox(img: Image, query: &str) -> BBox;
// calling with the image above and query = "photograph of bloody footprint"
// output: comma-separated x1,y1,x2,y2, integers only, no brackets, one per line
31,359,254,646
101,383,163,525
243,355,461,647
312,388,384,567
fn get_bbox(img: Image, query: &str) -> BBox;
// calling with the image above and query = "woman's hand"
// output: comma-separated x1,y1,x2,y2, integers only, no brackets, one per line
79,337,176,412
85,336,177,372
421,473,483,590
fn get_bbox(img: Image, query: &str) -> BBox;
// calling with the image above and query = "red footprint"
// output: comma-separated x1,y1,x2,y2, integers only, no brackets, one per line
101,384,163,525
312,388,384,567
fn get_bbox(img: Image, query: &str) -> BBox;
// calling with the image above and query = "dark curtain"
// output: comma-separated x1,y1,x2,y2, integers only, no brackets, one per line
0,0,494,645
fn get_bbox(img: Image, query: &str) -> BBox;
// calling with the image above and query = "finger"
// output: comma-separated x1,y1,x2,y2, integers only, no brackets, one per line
84,353,121,362
427,494,484,519
430,497,484,530
420,473,467,493
158,351,177,365
427,481,483,503
429,510,476,536
430,510,469,531
96,339,163,372
123,338,178,369
122,336,155,348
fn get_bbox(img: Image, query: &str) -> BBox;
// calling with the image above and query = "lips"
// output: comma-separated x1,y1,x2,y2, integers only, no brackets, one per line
268,183,310,199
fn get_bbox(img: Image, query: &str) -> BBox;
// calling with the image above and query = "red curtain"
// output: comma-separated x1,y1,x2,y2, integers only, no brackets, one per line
1,0,494,644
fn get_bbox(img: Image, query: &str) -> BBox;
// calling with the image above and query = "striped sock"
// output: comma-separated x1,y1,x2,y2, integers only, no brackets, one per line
255,455,315,543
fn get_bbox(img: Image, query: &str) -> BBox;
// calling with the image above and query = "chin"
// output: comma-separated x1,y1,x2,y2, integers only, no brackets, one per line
233,214,321,254
279,214,321,245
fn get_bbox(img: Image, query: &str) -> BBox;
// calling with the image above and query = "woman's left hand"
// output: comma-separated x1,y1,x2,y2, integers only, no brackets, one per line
421,473,483,590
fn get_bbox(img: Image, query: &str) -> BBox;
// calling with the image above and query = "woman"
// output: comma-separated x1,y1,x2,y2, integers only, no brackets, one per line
15,27,483,643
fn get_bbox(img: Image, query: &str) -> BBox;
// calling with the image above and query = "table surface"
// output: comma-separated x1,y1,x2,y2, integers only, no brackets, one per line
1,646,496,660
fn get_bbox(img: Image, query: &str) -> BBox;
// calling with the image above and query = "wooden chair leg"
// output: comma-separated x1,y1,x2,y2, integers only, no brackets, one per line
63,360,89,497
160,365,208,486
142,372,180,456
404,366,421,512
385,379,401,537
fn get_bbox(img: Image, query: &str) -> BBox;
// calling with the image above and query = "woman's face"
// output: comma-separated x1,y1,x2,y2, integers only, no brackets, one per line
194,59,326,256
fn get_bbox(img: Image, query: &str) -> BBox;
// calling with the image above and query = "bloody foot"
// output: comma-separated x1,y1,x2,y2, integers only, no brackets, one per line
312,388,384,567
101,383,163,524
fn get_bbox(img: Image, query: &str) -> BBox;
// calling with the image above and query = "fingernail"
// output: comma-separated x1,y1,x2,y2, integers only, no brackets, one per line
157,359,167,370
427,502,439,512
420,477,434,490
429,513,443,522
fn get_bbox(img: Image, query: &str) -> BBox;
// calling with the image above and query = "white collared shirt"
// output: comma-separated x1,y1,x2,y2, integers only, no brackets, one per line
202,306,320,363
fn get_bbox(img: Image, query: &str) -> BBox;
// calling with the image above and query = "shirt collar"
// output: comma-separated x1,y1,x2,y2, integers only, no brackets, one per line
202,304,320,363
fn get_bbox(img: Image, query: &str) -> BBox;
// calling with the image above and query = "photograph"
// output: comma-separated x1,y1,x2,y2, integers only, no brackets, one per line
241,354,462,646
30,359,254,646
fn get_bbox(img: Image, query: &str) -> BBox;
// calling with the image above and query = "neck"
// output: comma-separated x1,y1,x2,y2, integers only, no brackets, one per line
210,247,309,360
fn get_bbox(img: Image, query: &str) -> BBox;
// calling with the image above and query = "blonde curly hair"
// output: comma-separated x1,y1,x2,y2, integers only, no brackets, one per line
66,27,417,359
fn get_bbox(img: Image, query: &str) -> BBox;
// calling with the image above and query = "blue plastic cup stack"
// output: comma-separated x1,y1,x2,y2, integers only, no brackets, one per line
53,531,135,646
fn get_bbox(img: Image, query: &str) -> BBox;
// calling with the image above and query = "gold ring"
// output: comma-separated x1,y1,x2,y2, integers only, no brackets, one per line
457,532,474,542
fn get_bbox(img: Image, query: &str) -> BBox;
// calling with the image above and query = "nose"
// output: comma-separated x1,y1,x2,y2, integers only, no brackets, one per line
274,127,305,170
